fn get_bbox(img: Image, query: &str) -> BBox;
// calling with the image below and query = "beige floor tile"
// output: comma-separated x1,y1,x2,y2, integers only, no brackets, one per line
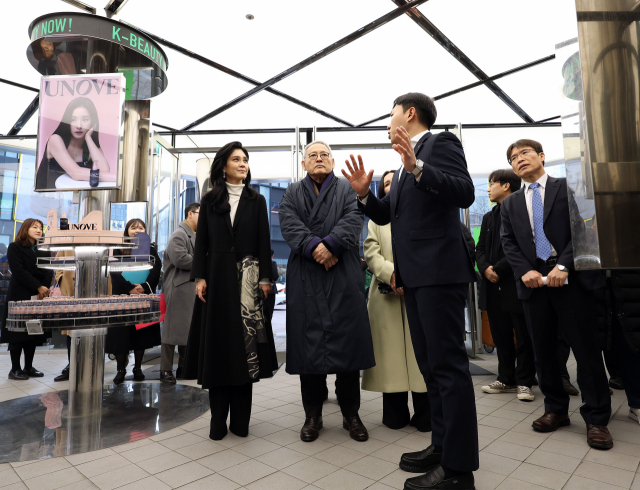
607,439,640,457
343,455,397,480
495,477,553,490
489,409,531,422
149,427,186,442
197,449,250,472
537,437,589,459
0,468,23,488
369,443,409,464
479,416,520,431
249,423,287,438
255,447,309,470
313,445,365,468
219,460,278,486
312,468,374,490
74,454,130,478
111,438,154,453
281,458,339,484
286,440,335,457
473,468,507,490
22,467,86,490
583,446,640,472
364,426,407,444
233,438,281,458
262,429,301,447
175,439,227,460
111,475,171,490
632,474,640,490
563,475,629,490
118,441,172,463
497,430,547,449
62,480,100,490
175,473,240,490
478,452,522,476
64,449,116,467
135,451,191,475
316,427,351,445
14,459,72,480
509,462,571,490
338,437,388,455
393,433,431,451
476,425,508,440
483,440,535,462
244,471,307,490
524,448,582,474
158,432,206,450
215,433,259,449
89,463,149,490
574,461,636,488
379,469,411,489
154,461,213,488
177,417,210,432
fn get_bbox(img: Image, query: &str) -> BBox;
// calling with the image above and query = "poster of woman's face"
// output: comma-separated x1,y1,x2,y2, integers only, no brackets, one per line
35,73,125,192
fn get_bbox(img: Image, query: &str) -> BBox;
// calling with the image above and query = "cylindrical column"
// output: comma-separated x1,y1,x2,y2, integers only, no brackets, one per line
68,327,107,417
74,249,110,299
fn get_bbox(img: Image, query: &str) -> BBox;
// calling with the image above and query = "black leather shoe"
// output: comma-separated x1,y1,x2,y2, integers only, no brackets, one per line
8,370,28,380
132,367,145,381
400,444,442,473
300,416,323,442
404,465,475,490
343,415,368,442
609,377,624,390
62,364,70,375
113,369,126,385
25,367,44,377
160,371,177,385
54,371,69,382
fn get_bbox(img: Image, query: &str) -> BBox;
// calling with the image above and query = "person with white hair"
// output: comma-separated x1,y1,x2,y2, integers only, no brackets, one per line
279,140,375,443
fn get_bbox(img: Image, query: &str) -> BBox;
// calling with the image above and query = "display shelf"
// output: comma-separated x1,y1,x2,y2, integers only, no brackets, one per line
5,311,160,332
36,234,139,251
37,254,155,271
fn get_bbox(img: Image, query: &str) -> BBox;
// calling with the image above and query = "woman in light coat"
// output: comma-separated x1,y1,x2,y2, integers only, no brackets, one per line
361,170,431,431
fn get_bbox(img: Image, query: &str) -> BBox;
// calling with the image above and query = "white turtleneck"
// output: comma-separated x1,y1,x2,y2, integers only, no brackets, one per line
226,182,244,225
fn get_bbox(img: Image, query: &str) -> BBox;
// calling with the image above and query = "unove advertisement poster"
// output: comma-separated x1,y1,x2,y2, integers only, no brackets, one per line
35,73,125,192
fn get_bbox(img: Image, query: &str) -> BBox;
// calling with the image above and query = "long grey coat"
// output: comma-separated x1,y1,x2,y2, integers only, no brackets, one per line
279,175,375,374
162,221,196,346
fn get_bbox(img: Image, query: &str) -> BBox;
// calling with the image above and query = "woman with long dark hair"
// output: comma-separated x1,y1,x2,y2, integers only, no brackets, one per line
361,170,431,432
36,96,117,190
0,219,53,380
105,218,162,385
184,141,278,440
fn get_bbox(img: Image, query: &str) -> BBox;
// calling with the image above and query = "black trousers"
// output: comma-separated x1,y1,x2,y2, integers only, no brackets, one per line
209,383,253,440
264,294,276,324
404,283,479,473
300,372,360,418
522,276,611,425
382,391,431,431
486,307,536,387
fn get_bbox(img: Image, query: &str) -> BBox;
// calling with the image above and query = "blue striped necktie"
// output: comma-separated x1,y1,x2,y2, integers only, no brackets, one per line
529,182,552,260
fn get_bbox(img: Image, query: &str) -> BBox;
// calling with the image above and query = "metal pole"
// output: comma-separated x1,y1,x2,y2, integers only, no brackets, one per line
295,127,300,182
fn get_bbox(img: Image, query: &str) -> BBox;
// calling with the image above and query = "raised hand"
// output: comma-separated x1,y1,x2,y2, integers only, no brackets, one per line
392,126,417,173
85,127,94,142
341,154,373,198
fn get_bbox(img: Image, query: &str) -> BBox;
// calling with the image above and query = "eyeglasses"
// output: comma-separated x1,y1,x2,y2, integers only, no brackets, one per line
508,148,537,164
307,152,331,161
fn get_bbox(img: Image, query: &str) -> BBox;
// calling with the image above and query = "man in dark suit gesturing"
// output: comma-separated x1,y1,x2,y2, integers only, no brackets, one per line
343,93,478,490
500,139,612,450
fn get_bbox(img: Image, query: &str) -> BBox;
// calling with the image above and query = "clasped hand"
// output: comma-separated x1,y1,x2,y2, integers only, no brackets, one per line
312,243,338,271
522,266,568,288
483,266,500,283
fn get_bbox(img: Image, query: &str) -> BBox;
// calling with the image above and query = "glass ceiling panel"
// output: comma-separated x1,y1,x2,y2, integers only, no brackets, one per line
434,84,523,124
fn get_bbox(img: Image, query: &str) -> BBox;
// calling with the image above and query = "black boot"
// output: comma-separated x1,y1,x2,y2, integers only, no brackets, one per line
113,369,126,385
132,367,145,381
400,444,442,473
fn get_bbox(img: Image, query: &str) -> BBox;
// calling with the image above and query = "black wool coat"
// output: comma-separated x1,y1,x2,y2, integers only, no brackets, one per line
0,242,53,345
279,175,375,375
183,188,277,388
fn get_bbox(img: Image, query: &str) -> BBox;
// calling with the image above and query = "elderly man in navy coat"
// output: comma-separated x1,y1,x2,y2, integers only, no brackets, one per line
279,140,375,444
343,93,478,490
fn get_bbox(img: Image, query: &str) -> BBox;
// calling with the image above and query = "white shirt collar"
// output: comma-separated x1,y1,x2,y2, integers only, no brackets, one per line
411,129,430,149
524,172,548,191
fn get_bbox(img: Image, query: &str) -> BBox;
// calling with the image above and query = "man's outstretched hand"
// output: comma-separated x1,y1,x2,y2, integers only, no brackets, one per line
342,154,373,198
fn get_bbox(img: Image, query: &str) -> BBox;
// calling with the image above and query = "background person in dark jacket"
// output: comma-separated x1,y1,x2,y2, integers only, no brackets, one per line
477,169,536,402
262,249,278,326
0,219,53,380
105,218,162,385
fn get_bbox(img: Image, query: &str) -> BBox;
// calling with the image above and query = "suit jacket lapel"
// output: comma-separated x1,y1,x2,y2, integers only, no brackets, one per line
544,177,560,223
394,166,405,210
515,189,532,239
232,188,249,231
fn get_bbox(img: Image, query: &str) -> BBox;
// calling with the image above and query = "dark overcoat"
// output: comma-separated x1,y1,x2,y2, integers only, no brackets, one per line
0,242,53,345
279,175,375,374
183,188,277,388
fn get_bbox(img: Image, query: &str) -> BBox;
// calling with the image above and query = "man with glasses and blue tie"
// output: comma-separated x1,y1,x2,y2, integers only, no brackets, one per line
500,139,613,450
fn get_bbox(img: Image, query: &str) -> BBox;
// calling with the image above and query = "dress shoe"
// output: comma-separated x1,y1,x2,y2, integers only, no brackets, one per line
300,416,323,442
404,465,475,490
54,371,69,382
562,378,579,396
8,370,28,380
25,367,44,377
587,424,613,449
629,407,640,424
160,371,177,385
343,415,368,442
132,367,145,381
609,377,624,390
113,369,126,385
400,444,442,473
61,364,70,375
532,412,570,432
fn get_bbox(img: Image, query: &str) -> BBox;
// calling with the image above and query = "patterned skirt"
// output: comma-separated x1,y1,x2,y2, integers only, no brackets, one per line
237,256,268,380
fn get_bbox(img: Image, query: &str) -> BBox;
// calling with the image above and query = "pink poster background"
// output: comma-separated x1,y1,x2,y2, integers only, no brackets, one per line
36,74,123,187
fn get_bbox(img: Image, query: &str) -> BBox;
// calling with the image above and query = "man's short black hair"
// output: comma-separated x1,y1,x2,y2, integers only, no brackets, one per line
393,92,437,129
488,169,521,193
185,202,200,220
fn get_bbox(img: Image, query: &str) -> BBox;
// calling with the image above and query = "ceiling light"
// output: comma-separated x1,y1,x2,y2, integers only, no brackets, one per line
246,14,255,20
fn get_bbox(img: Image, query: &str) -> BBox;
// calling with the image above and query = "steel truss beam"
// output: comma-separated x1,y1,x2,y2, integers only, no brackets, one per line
180,0,428,131
60,0,96,14
7,95,39,136
392,0,534,123
122,22,355,128
357,54,556,127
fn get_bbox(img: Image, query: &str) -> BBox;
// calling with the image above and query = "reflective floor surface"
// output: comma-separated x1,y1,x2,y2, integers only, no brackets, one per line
0,382,209,463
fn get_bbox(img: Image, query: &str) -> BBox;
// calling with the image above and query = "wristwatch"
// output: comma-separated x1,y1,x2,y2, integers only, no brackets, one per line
557,264,567,272
411,159,424,177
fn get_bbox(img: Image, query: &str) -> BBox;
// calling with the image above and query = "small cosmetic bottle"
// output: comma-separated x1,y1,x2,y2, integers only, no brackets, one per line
59,213,69,231
90,161,100,187
89,304,99,325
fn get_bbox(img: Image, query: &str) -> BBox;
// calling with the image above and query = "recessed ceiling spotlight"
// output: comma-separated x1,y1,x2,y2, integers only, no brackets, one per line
246,14,255,20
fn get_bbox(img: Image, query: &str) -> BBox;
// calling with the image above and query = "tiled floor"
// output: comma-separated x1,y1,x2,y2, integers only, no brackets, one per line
0,350,639,490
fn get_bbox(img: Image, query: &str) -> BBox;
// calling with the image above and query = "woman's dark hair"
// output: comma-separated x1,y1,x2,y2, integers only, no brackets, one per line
15,218,44,247
118,218,146,256
206,141,257,213
41,97,101,167
378,170,396,199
